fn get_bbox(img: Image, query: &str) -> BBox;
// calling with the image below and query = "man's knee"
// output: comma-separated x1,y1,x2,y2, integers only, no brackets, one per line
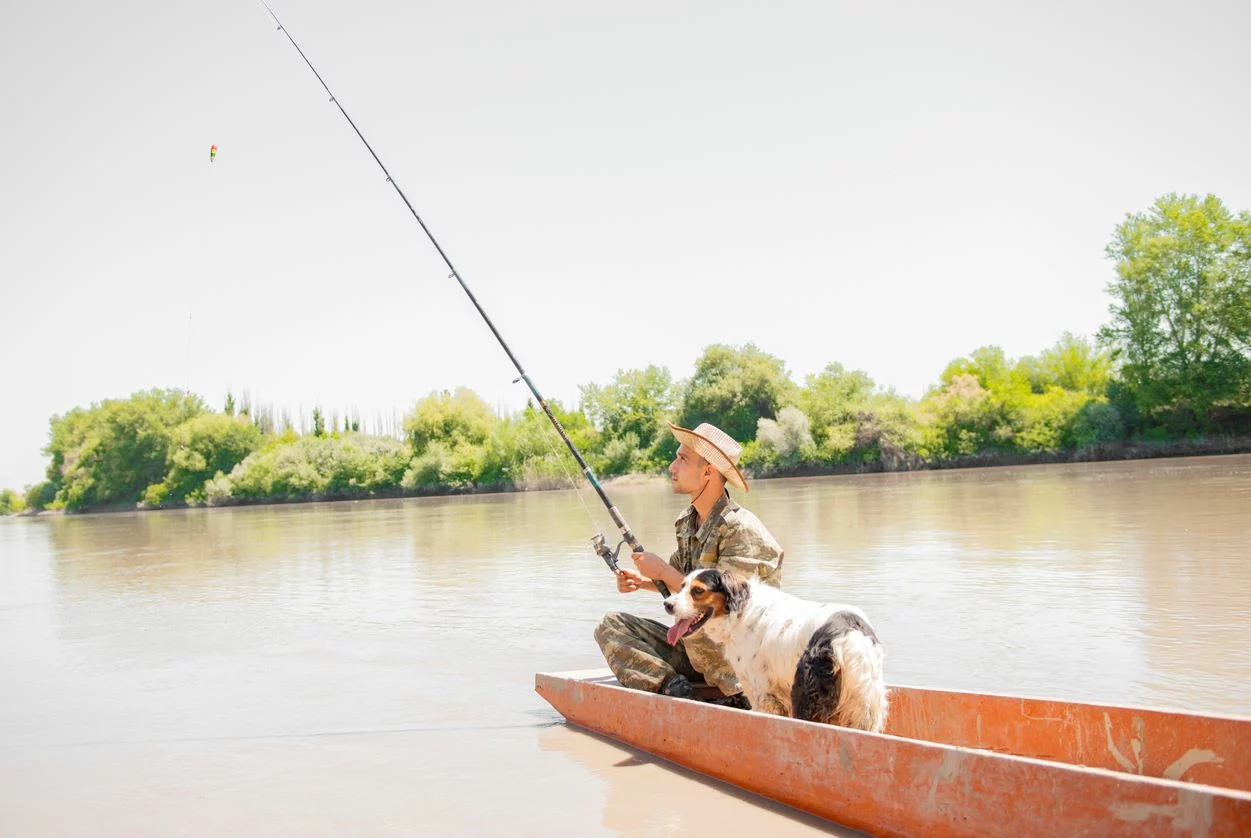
594,611,629,646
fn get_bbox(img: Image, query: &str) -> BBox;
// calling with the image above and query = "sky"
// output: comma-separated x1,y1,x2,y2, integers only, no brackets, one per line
2,0,1249,489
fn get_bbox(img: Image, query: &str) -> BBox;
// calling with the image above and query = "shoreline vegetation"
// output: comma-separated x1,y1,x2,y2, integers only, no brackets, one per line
9,437,1251,519
3,192,1249,518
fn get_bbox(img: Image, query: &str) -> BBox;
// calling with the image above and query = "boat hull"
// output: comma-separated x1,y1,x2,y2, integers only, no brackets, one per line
536,669,1251,837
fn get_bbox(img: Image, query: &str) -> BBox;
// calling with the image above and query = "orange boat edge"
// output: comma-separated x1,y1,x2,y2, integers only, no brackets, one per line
535,669,1251,837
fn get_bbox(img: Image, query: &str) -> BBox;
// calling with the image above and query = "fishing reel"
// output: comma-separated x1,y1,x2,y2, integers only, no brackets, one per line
591,533,669,597
591,532,626,574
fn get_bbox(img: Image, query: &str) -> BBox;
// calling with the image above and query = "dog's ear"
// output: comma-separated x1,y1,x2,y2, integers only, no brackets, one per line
700,567,745,612
722,570,751,613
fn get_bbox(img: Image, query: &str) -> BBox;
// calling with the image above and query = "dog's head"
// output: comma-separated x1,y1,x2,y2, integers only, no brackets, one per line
662,568,751,645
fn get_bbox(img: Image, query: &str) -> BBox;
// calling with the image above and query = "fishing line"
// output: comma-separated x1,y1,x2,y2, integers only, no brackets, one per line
259,2,668,596
521,386,606,536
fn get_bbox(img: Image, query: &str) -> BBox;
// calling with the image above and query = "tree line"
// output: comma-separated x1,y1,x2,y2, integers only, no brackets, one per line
4,192,1248,515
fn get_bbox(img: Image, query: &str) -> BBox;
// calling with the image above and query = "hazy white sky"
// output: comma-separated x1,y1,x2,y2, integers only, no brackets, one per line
2,0,1249,489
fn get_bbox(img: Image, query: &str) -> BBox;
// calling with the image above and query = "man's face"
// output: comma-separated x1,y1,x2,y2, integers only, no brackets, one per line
669,443,712,496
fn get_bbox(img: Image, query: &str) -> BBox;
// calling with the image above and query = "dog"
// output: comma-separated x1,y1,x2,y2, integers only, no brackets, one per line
663,568,888,732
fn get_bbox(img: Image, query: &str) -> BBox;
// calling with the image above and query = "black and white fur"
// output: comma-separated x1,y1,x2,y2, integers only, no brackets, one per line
664,568,888,732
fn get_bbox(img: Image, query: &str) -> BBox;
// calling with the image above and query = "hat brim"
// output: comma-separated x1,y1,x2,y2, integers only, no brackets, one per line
668,423,749,492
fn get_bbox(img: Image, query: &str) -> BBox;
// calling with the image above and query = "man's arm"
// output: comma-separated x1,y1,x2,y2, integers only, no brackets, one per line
629,551,685,593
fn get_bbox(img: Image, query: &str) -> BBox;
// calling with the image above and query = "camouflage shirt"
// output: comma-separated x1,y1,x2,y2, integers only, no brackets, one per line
668,492,784,586
668,492,784,694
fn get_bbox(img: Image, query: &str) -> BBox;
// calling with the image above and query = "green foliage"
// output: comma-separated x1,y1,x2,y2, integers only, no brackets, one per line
489,400,597,488
160,414,264,504
311,407,326,438
926,342,1115,458
225,434,410,500
793,362,921,466
143,482,170,508
580,365,675,473
203,472,234,505
742,361,930,472
922,374,1011,456
0,489,26,515
404,389,495,453
1071,400,1126,448
1098,193,1251,426
1014,387,1091,453
676,343,799,445
593,433,641,476
23,482,55,512
1026,333,1112,396
797,363,876,448
401,440,455,491
941,345,1031,399
753,406,816,468
42,389,206,510
849,395,927,468
401,388,500,489
399,392,594,491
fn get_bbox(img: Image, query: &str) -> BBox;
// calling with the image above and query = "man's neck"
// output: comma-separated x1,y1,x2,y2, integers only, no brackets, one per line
689,481,726,524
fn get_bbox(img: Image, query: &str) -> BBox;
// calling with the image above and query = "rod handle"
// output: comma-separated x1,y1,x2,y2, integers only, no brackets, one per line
633,545,672,598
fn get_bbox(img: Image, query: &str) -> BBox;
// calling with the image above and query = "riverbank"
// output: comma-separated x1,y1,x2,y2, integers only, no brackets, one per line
752,434,1251,479
11,435,1249,518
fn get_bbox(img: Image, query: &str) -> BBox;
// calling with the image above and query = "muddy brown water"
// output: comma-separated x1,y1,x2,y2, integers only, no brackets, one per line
2,455,1249,836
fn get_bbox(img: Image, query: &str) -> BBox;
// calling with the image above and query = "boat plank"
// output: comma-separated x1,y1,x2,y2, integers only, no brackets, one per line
887,686,1251,792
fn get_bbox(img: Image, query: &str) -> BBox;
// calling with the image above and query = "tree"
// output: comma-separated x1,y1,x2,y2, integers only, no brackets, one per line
42,389,206,510
1019,333,1112,396
1014,387,1091,452
941,345,1028,397
160,414,264,503
922,374,1013,457
489,399,598,487
1098,193,1251,425
0,489,25,515
754,406,816,468
580,365,675,471
403,388,496,454
797,363,876,448
675,344,798,446
24,482,55,512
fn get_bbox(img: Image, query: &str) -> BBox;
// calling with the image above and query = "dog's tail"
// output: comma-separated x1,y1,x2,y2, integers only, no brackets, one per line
831,630,888,733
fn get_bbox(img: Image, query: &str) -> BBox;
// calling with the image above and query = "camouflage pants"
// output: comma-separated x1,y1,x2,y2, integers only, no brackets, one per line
593,611,741,696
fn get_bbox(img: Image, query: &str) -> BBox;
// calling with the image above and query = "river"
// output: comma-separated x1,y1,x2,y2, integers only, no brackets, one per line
2,455,1249,836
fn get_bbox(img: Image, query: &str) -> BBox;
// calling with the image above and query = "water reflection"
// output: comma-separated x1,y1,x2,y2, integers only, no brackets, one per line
536,724,856,836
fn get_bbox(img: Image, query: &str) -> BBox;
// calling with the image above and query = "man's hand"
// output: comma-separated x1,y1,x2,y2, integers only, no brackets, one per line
632,550,670,581
616,568,648,593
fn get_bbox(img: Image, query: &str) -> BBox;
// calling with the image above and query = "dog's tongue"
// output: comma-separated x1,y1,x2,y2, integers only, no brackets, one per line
667,618,694,646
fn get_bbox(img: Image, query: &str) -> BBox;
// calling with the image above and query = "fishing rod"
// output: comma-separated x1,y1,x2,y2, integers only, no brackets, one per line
260,3,669,597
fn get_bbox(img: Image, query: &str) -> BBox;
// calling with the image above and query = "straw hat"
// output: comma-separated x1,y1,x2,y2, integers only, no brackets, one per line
668,421,749,492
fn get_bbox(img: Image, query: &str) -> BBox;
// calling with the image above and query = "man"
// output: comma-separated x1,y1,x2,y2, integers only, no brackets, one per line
593,421,784,708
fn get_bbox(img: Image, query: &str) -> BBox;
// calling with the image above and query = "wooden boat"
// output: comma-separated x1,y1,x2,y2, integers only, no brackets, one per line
536,669,1251,837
